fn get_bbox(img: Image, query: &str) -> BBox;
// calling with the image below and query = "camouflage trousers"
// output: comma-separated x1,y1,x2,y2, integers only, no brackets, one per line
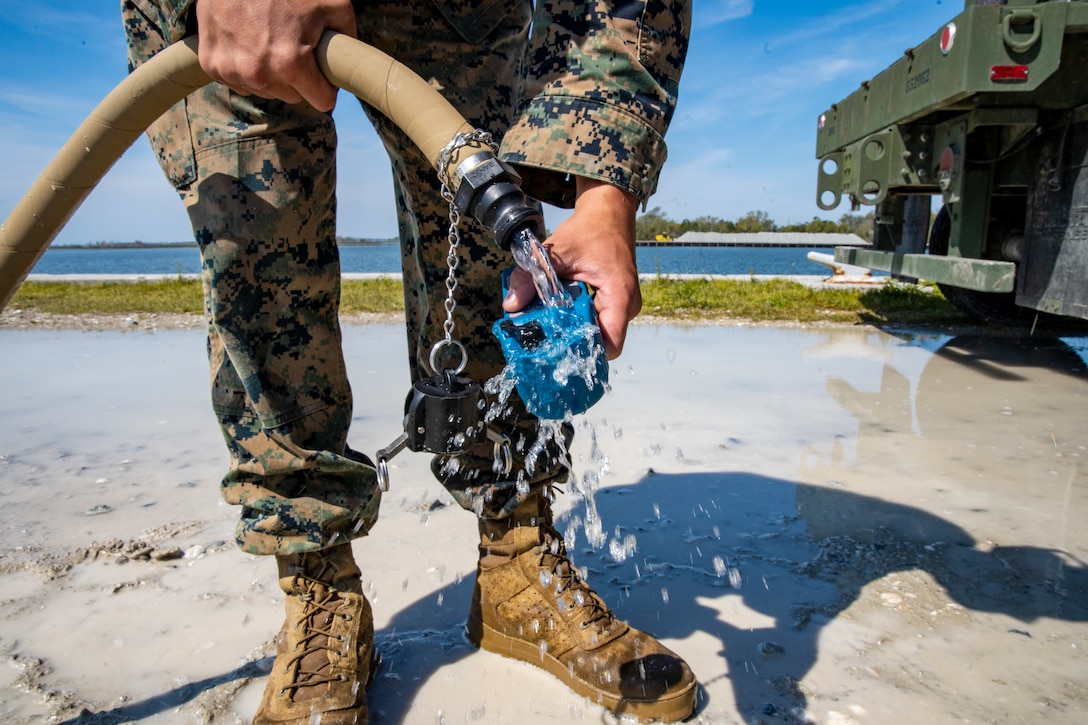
122,0,568,555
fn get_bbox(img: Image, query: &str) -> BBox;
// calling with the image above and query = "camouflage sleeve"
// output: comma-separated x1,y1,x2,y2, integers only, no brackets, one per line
499,0,691,209
156,0,195,37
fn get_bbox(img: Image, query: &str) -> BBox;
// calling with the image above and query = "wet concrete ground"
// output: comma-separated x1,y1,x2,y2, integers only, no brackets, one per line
0,322,1085,723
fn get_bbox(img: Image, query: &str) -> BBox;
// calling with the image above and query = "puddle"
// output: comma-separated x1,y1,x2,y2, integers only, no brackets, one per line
0,323,1085,723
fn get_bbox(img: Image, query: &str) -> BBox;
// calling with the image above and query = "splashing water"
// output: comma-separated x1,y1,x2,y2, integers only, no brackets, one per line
495,227,609,420
484,226,627,557
564,514,581,550
608,532,638,563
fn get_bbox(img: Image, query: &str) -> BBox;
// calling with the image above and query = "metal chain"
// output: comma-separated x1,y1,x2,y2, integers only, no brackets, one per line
435,129,498,345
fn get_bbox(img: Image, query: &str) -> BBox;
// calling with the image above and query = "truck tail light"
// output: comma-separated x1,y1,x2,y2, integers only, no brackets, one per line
991,65,1029,82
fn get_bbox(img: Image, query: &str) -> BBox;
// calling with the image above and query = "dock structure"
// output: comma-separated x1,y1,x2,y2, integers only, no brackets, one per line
640,232,870,248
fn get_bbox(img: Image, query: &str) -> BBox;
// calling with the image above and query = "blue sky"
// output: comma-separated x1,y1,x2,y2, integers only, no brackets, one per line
0,0,959,245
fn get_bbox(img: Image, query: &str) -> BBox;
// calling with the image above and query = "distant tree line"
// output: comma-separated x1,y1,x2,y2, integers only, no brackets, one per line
75,240,193,248
635,208,875,242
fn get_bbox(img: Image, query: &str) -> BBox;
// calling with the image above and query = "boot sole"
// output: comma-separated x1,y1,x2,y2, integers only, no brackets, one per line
466,613,696,723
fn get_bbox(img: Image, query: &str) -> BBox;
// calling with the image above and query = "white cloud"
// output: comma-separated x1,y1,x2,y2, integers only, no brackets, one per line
696,0,754,28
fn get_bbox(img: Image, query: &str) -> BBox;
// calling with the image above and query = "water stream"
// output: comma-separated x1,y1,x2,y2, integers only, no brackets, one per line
509,227,570,308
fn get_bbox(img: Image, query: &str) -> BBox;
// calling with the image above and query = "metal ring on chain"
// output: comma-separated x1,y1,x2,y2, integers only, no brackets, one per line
376,457,391,492
493,438,512,476
429,338,469,375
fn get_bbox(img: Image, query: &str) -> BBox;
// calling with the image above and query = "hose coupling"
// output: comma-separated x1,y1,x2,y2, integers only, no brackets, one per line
451,152,544,250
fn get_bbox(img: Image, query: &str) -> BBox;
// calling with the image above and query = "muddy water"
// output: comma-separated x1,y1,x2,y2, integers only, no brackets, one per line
0,323,1085,724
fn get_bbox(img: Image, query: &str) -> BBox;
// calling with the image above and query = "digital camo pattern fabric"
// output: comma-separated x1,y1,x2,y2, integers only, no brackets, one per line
500,0,691,208
121,0,688,554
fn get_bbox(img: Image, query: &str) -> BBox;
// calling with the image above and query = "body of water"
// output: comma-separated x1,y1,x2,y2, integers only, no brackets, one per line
31,243,841,277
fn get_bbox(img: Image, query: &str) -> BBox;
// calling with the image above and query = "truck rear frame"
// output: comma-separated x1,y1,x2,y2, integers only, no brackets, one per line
815,0,1088,321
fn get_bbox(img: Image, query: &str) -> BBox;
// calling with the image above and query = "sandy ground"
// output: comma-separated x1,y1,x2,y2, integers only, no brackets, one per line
1,317,1086,724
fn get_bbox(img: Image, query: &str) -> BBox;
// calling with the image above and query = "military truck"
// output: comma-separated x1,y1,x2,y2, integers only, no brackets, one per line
815,0,1088,321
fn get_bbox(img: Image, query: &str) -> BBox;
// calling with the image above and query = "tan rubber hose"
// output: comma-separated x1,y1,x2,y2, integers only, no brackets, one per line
0,31,478,311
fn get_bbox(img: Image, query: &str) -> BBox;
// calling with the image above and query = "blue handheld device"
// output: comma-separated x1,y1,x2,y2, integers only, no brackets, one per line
492,268,609,419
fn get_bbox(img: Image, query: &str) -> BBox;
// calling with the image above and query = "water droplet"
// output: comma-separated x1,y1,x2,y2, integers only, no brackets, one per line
661,587,670,604
608,533,638,563
564,516,581,549
729,567,743,589
713,556,727,577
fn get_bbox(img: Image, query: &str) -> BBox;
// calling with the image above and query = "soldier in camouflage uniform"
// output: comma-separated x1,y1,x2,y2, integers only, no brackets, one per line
123,0,693,721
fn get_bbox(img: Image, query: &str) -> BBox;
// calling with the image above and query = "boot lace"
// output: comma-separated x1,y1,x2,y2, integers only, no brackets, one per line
538,524,614,633
281,566,353,695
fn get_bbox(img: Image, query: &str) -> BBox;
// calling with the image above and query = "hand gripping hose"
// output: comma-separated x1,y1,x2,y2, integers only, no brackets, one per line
0,32,531,310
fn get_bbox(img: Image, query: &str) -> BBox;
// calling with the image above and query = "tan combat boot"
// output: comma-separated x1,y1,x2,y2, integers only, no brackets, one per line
468,491,697,722
254,544,376,725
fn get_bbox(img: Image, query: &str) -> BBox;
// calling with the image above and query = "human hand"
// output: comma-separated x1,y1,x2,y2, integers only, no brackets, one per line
502,178,642,359
194,0,357,112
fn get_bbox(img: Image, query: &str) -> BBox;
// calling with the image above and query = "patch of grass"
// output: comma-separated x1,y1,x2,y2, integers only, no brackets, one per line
8,276,975,327
641,277,866,323
856,281,972,326
10,278,408,316
340,277,404,313
11,279,205,314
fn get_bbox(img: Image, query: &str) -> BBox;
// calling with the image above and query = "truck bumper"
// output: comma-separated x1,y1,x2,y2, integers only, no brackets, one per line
834,248,1016,292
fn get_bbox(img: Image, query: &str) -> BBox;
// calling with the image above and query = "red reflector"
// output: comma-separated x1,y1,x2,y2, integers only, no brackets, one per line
940,147,956,174
940,23,957,55
991,65,1029,82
